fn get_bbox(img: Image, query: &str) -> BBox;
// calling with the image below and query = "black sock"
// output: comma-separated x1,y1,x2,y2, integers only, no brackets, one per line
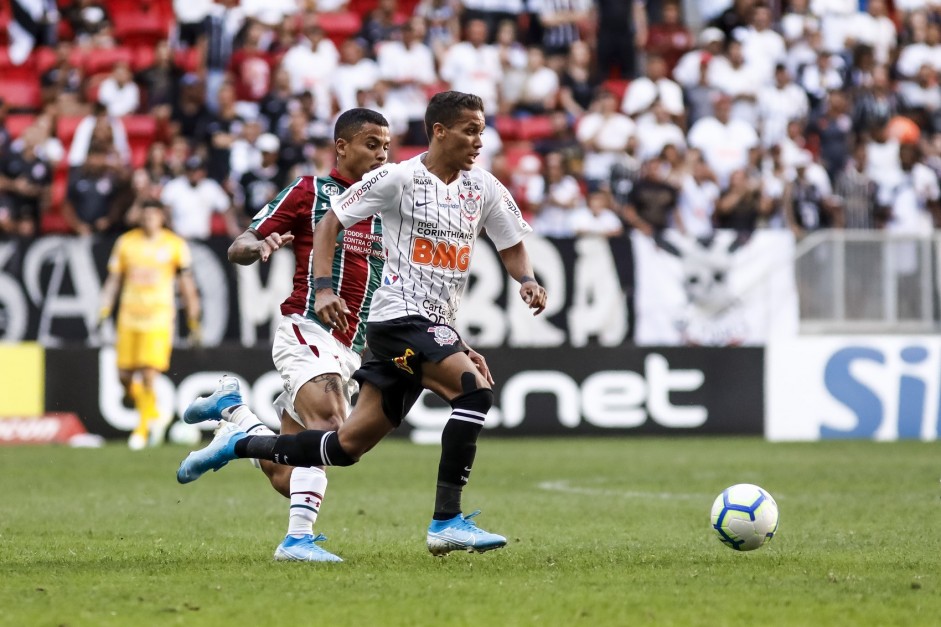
235,431,356,467
433,388,492,520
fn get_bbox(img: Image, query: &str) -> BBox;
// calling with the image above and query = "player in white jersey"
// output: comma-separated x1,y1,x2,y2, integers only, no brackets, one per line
177,91,547,557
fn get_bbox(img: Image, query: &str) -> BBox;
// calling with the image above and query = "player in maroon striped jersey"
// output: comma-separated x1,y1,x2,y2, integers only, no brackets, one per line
197,109,391,562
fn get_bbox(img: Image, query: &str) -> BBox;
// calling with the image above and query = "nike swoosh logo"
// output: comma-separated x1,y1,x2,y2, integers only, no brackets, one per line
416,200,434,208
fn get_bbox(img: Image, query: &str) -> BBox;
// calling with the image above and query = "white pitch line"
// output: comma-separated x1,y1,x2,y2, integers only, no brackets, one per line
537,480,705,500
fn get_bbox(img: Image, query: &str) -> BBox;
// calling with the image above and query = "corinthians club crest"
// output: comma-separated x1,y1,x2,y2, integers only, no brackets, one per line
459,192,481,221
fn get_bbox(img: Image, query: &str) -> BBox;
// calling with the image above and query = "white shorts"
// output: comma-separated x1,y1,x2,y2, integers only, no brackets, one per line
272,314,362,427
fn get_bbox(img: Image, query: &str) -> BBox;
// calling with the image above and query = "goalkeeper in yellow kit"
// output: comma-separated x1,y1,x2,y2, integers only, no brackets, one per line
99,200,201,449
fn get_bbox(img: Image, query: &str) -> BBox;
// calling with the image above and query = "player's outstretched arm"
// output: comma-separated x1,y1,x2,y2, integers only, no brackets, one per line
227,230,295,265
498,241,547,315
311,210,350,332
98,271,122,324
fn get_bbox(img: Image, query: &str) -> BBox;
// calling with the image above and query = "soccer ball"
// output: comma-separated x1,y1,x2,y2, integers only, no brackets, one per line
710,484,778,551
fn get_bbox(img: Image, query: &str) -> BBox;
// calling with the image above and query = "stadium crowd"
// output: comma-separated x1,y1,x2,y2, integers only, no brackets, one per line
0,0,938,241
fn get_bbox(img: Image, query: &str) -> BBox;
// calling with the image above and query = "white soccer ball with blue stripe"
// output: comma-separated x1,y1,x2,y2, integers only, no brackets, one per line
711,484,778,551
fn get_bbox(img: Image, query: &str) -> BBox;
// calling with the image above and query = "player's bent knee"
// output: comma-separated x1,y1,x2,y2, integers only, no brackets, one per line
450,386,494,421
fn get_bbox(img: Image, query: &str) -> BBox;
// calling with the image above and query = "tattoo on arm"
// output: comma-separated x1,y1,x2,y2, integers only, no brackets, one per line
313,373,342,396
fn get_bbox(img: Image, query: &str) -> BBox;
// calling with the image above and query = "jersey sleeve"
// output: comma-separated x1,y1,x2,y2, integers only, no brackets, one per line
175,236,193,271
480,174,532,251
107,235,127,275
250,177,312,237
330,164,403,228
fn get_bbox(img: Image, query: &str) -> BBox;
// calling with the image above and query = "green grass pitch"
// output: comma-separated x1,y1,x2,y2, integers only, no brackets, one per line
3,437,941,626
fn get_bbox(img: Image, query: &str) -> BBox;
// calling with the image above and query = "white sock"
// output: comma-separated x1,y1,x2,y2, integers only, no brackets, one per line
288,467,327,538
226,405,275,436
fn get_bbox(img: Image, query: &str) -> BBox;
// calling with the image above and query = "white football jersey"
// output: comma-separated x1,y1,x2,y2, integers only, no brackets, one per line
330,153,531,325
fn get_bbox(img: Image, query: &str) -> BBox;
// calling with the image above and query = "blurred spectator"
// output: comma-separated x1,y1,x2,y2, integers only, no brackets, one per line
897,22,941,79
279,111,314,180
137,41,182,115
460,0,522,41
800,50,846,108
8,0,59,64
378,17,437,145
533,110,581,162
596,0,646,79
539,0,592,58
866,120,901,188
62,144,127,236
241,0,300,27
623,54,685,125
738,2,785,81
852,0,897,65
171,74,212,144
440,19,503,117
331,39,380,115
714,168,766,232
709,0,753,41
280,15,339,122
673,27,725,88
688,93,758,186
557,41,598,117
28,113,65,167
898,64,941,132
781,0,818,46
160,155,237,240
636,101,686,161
758,64,809,148
66,1,113,49
415,0,461,64
198,0,245,113
577,90,636,192
228,22,277,120
229,119,264,181
785,150,839,234
813,0,858,55
645,0,693,74
620,156,679,237
707,38,761,125
835,142,881,229
173,0,214,48
511,46,560,116
609,136,642,207
877,143,941,235
531,151,583,238
359,0,406,57
0,126,51,237
41,41,83,113
98,61,141,117
258,67,293,134
676,149,720,239
570,190,623,237
852,65,899,134
807,89,853,180
205,82,244,183
234,133,281,226
510,153,545,220
140,142,174,187
67,103,130,168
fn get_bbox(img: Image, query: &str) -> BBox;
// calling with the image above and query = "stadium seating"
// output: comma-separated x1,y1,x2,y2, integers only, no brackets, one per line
108,0,173,48
82,46,134,77
42,168,71,235
56,115,84,147
494,115,519,141
0,78,42,111
516,115,555,141
601,79,630,102
6,114,37,139
124,115,158,167
317,12,363,48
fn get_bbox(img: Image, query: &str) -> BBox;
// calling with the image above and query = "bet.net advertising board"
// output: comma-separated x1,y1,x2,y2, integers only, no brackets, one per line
766,336,941,441
44,346,765,440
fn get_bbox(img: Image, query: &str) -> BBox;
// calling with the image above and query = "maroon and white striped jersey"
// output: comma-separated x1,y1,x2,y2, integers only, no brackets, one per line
330,153,531,326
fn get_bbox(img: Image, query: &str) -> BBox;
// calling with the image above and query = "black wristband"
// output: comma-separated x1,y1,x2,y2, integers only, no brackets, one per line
313,276,333,291
520,275,535,284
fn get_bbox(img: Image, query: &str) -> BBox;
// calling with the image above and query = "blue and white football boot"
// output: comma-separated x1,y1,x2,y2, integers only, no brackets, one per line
183,376,243,424
426,510,507,556
176,420,246,484
274,534,343,563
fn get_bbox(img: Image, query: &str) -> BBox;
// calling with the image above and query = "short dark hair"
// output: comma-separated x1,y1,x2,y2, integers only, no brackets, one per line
424,91,485,141
140,199,165,211
334,108,389,142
